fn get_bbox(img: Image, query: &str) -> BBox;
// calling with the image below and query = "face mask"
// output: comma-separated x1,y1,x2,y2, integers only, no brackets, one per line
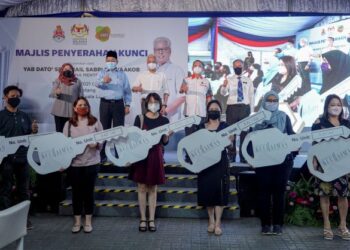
275,52,284,59
106,62,117,70
7,97,21,108
63,70,73,78
147,63,157,70
148,103,160,113
193,66,202,74
76,107,89,116
328,106,342,116
207,110,221,120
234,67,242,75
265,101,279,112
278,66,287,75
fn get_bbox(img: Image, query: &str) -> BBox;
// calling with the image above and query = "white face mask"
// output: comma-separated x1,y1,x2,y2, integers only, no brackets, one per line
278,66,287,75
328,106,342,116
265,101,279,112
193,66,202,74
147,63,157,70
148,103,160,113
106,62,117,70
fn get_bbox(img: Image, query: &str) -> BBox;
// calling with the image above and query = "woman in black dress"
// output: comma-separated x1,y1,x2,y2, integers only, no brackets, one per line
312,94,350,240
129,93,171,232
197,100,231,236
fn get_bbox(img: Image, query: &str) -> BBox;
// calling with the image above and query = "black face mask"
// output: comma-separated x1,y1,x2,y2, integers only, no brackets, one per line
347,37,350,43
7,97,21,108
208,110,221,120
234,67,242,75
63,70,73,78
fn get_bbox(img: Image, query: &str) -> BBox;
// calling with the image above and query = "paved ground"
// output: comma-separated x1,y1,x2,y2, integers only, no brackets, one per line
4,214,350,250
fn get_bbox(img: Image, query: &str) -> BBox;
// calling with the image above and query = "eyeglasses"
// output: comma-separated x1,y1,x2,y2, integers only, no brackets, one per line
266,99,279,103
154,47,169,53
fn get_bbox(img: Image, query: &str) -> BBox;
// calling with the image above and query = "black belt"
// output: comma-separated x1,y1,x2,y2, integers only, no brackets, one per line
101,98,123,103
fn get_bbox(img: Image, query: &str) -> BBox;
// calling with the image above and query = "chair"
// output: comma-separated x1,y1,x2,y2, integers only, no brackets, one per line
0,200,31,250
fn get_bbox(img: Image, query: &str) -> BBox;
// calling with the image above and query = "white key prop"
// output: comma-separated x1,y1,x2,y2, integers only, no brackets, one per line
278,75,302,103
177,110,271,173
307,137,350,182
27,126,126,175
105,116,202,167
0,133,52,164
241,126,350,168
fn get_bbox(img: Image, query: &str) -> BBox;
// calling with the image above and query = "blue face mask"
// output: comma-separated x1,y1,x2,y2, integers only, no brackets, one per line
275,52,284,59
106,62,117,70
265,101,279,112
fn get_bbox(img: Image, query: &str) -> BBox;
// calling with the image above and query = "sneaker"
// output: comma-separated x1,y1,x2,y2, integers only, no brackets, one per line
272,225,283,235
27,220,33,230
261,225,272,235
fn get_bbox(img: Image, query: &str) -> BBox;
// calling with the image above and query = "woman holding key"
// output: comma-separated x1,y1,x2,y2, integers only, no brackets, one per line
196,99,231,236
253,90,295,236
63,97,103,233
312,94,350,240
129,92,171,232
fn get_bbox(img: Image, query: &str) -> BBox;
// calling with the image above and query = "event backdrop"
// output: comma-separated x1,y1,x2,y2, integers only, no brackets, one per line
0,18,188,131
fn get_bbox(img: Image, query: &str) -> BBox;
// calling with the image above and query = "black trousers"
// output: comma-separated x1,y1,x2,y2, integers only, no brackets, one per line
0,158,29,210
254,161,293,227
37,115,69,212
68,165,98,215
54,116,70,133
99,98,125,160
99,98,125,129
225,104,250,161
297,62,311,86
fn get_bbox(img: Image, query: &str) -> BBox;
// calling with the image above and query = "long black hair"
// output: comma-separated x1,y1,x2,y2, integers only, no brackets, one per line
322,94,344,121
206,100,222,121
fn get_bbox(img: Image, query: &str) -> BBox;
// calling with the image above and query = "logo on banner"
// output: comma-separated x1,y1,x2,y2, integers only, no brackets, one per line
71,24,89,45
52,25,65,42
95,26,111,42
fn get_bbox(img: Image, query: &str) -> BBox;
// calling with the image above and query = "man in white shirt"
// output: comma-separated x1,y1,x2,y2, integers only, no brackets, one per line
221,59,254,163
132,54,169,114
180,60,212,135
296,38,314,88
154,36,186,122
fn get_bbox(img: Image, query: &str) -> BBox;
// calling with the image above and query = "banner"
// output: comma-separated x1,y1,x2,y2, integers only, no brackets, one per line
0,18,188,131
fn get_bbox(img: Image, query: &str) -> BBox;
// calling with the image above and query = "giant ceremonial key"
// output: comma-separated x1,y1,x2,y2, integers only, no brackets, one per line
241,126,350,168
27,126,126,175
176,110,271,173
307,137,350,182
0,133,52,164
105,116,202,166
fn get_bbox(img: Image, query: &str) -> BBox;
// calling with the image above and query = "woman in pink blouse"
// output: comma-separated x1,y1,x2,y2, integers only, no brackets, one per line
63,97,103,233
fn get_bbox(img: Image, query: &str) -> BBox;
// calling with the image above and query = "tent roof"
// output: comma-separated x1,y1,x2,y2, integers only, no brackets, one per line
0,0,32,11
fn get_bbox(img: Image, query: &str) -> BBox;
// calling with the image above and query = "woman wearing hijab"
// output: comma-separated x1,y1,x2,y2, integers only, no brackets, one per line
253,91,295,236
42,63,84,214
50,63,84,132
321,50,350,94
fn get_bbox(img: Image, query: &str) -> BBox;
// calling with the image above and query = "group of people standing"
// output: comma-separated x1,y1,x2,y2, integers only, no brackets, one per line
0,43,349,240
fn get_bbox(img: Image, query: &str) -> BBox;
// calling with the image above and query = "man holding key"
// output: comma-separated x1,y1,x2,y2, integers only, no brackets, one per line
0,85,38,229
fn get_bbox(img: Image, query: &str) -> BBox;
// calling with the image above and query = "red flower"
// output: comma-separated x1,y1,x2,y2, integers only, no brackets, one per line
289,191,297,198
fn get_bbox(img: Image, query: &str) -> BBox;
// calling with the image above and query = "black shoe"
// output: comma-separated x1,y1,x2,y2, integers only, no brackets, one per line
148,220,157,232
27,219,33,230
261,225,272,235
272,225,282,235
139,220,147,232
